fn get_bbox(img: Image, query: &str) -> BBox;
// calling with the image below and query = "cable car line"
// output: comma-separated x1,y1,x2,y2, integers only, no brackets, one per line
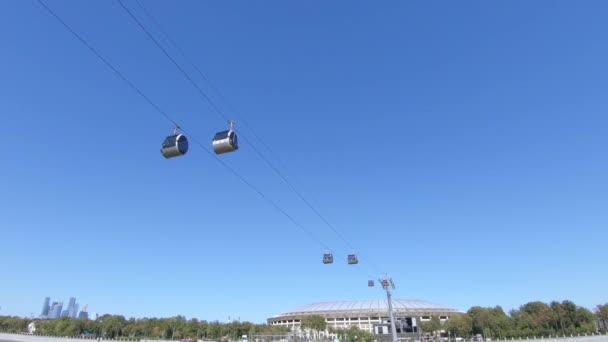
117,0,230,123
121,1,387,273
132,0,285,165
36,0,331,252
185,131,332,252
118,0,362,255
122,0,387,273
35,0,178,129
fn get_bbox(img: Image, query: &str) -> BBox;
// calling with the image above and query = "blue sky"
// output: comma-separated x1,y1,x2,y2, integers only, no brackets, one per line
1,0,607,323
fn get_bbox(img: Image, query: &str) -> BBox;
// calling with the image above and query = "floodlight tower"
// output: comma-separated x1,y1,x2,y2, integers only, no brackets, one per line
379,275,398,342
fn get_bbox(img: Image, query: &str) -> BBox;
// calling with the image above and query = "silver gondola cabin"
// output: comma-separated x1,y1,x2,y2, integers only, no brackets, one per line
323,253,334,264
161,126,188,159
212,120,238,155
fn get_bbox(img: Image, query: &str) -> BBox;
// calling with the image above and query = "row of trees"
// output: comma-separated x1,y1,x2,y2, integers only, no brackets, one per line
1,301,606,341
300,316,373,342
421,301,608,339
0,315,288,340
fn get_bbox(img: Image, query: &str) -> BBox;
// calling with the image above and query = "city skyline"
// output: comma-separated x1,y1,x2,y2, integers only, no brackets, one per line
39,297,88,320
1,295,598,323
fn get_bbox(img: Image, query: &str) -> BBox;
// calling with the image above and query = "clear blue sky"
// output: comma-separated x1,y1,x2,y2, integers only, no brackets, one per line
1,0,607,323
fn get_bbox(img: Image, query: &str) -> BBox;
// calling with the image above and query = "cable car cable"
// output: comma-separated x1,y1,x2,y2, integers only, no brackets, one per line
185,131,333,252
132,0,285,165
36,0,332,252
117,0,230,123
120,0,385,273
118,0,362,254
35,0,178,129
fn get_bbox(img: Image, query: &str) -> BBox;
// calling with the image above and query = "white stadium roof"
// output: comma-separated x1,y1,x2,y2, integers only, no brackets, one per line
270,299,461,320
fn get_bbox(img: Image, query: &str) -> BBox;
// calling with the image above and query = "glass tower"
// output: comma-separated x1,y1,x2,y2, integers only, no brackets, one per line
41,297,50,317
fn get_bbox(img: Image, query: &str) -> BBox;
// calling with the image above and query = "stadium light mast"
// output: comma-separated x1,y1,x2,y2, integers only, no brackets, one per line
379,275,398,342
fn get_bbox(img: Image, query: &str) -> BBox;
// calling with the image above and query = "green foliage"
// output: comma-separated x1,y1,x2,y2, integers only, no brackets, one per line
420,316,442,335
467,306,512,338
330,326,373,342
300,315,327,340
0,315,287,340
595,304,608,332
300,315,327,333
445,313,473,337
493,300,595,338
0,316,28,333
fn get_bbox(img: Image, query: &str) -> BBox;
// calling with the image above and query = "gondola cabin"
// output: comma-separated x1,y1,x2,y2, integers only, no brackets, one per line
347,254,358,265
323,253,333,264
212,120,238,154
368,280,375,287
161,134,188,158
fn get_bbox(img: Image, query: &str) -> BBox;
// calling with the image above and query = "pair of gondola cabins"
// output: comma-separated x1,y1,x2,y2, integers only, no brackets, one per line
323,253,358,265
161,120,238,158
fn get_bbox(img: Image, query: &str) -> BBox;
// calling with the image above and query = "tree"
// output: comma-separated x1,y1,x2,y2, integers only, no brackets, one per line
562,300,578,334
301,315,327,339
595,304,608,332
489,306,512,339
573,307,595,333
466,306,512,339
0,316,28,333
446,313,473,337
331,326,373,342
101,315,126,339
520,301,553,334
206,321,223,339
549,301,566,336
468,307,492,336
420,316,442,336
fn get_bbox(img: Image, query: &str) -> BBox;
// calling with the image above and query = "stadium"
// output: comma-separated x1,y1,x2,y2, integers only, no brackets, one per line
268,299,461,335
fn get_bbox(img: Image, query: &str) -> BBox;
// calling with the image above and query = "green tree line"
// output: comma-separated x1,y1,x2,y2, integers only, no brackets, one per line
421,301,608,339
0,315,288,340
0,301,606,340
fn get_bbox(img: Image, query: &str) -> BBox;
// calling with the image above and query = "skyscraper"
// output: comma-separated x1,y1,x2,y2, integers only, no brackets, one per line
73,303,79,318
41,297,50,317
78,305,89,320
67,297,77,318
48,302,63,319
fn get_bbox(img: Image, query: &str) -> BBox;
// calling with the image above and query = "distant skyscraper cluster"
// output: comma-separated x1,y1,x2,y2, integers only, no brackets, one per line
40,297,89,320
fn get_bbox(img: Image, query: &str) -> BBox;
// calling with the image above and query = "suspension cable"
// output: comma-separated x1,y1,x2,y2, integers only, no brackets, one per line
36,0,332,252
120,0,386,273
118,0,360,253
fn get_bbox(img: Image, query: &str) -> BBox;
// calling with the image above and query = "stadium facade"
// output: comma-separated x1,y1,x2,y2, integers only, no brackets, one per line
268,299,461,335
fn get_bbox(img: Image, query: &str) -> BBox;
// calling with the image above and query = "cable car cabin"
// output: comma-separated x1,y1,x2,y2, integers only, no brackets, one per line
212,129,238,154
347,254,358,265
380,279,390,288
368,280,375,287
161,134,188,158
323,253,333,264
